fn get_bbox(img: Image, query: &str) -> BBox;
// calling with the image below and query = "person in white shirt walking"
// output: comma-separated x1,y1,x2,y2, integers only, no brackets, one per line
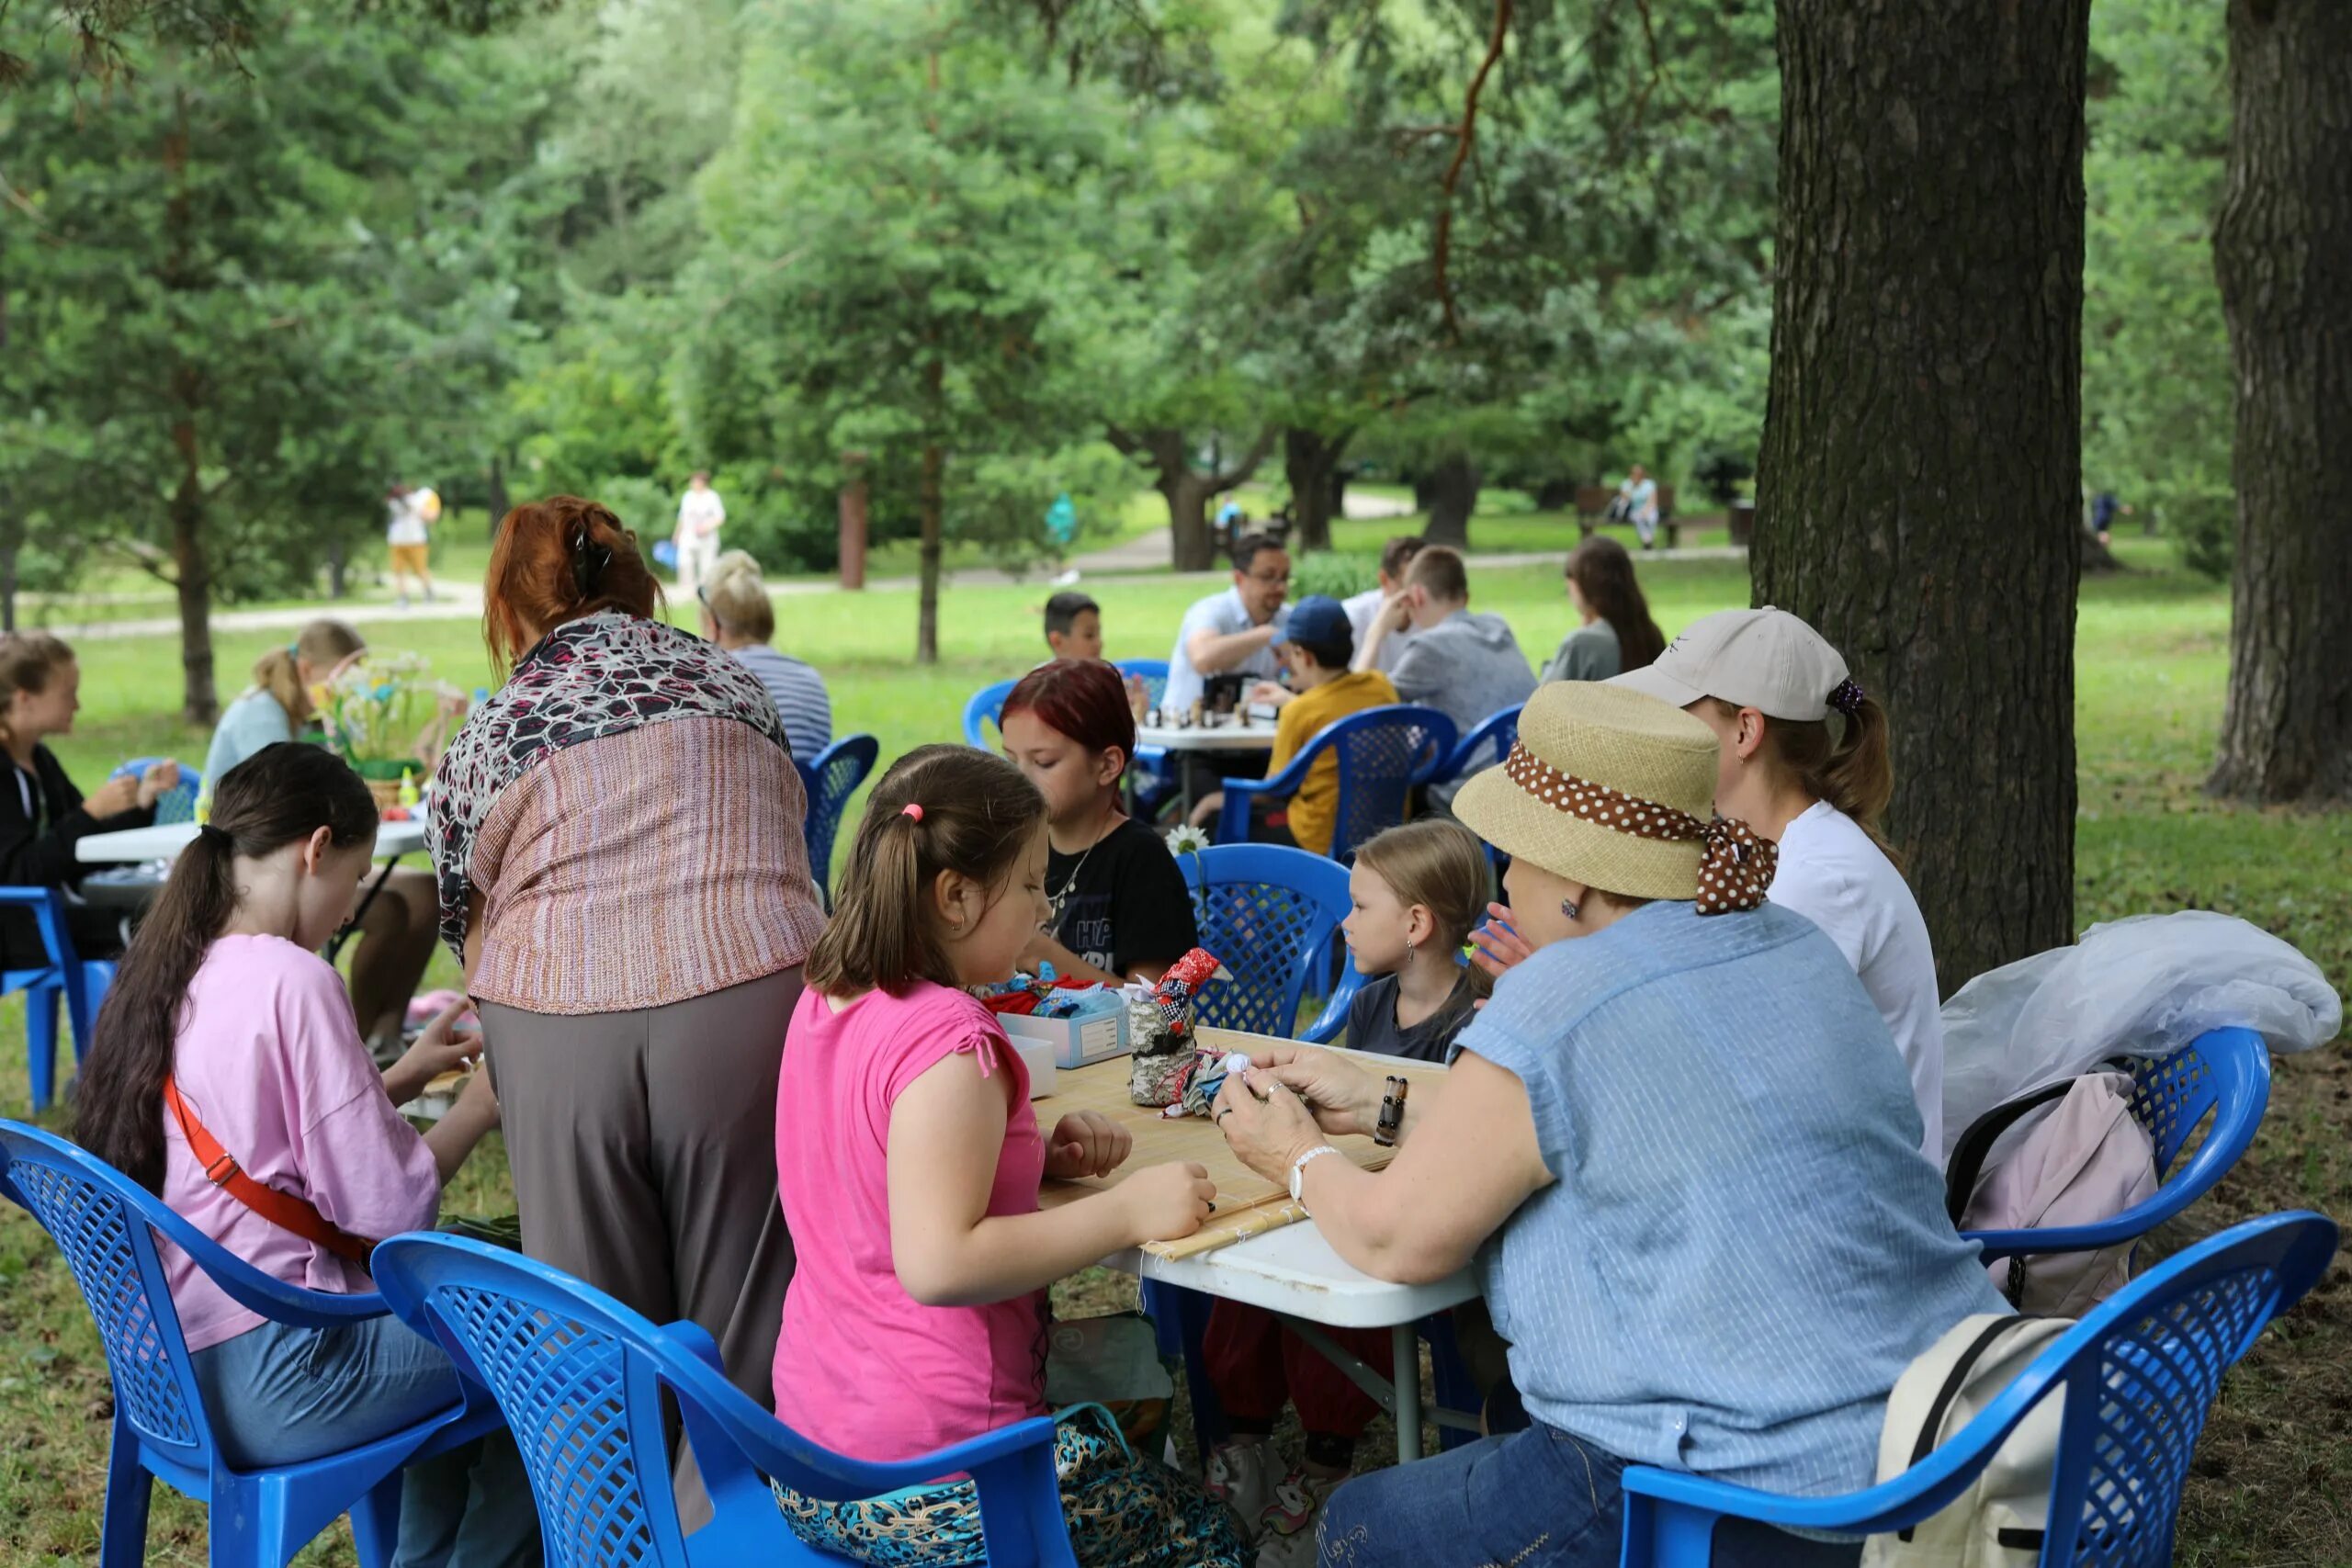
673,471,726,597
385,483,439,607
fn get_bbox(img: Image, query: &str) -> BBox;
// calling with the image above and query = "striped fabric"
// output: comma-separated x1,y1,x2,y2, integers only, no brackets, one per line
1451,899,2005,1498
467,716,829,1016
729,644,833,765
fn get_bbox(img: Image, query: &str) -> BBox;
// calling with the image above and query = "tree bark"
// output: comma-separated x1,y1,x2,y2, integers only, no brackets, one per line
168,407,217,726
2207,0,2352,804
1110,425,1278,570
1419,454,1481,549
1755,0,2089,994
326,538,348,600
916,443,944,665
487,453,510,541
1283,426,1352,554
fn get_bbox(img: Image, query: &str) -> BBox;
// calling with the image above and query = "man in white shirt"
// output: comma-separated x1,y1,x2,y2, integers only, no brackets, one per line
1617,464,1660,549
673,471,726,596
385,482,437,607
1341,535,1425,676
1161,533,1292,716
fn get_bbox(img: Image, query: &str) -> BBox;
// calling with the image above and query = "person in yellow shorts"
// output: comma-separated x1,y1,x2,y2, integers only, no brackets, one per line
385,482,439,606
1251,595,1397,857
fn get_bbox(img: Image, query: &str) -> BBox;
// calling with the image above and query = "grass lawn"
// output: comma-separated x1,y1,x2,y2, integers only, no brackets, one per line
1,541,2346,1565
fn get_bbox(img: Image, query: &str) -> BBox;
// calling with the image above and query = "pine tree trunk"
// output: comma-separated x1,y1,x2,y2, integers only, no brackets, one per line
169,418,218,726
1419,455,1480,549
1756,0,2089,993
1284,427,1351,554
2207,0,2352,804
917,443,944,665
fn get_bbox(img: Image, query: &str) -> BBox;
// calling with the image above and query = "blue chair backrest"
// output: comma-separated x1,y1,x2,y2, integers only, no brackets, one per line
1325,705,1455,863
1178,844,1363,1043
797,734,880,903
111,757,201,826
1615,1210,2336,1567
1442,704,1521,784
0,1122,216,1464
374,1233,1074,1568
0,885,78,979
1113,660,1170,708
962,679,1021,750
1963,1028,2272,1265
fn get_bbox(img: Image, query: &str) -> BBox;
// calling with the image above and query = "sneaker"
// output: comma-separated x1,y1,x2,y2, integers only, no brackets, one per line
1203,1438,1282,1545
1256,1469,1342,1557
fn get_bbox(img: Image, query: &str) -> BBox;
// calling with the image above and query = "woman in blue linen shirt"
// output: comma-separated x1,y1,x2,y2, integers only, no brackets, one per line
1214,682,2003,1568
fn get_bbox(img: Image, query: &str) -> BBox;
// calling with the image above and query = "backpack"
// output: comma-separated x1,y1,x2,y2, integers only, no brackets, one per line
1860,1314,2073,1568
1945,1070,2159,1315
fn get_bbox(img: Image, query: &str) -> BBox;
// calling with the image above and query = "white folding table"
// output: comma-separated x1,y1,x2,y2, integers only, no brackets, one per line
76,818,431,958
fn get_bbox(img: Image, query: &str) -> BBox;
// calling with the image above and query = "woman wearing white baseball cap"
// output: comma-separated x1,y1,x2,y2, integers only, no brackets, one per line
1208,682,2001,1568
1617,608,1947,1157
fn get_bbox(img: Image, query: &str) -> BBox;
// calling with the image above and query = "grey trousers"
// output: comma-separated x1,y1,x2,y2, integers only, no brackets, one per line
478,965,801,1411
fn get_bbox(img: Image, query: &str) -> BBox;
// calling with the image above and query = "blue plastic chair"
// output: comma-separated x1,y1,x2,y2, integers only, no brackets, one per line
0,1122,503,1568
1617,1209,2337,1567
1440,704,1521,785
795,734,879,908
0,886,116,1112
1961,1027,2272,1269
109,756,201,826
1113,658,1170,708
1178,843,1363,1045
962,679,1021,750
1110,659,1176,808
1216,705,1457,862
371,1233,1077,1568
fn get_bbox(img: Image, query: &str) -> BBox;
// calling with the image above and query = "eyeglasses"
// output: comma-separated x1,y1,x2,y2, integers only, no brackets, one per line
1245,570,1291,588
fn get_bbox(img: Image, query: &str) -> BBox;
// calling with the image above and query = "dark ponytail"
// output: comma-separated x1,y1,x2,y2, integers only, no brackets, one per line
803,744,1045,998
74,744,379,1191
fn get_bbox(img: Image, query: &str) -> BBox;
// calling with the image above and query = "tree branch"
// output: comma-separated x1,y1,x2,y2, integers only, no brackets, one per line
1207,424,1279,491
1432,0,1511,344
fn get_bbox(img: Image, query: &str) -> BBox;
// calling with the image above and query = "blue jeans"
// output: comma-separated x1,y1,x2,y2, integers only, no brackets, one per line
194,1316,539,1568
1317,1421,1861,1568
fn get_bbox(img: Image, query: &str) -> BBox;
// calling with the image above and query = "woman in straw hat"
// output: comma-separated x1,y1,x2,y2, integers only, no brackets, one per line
1212,682,2002,1568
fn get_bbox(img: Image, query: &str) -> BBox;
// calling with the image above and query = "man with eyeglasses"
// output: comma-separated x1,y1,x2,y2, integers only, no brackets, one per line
1163,533,1293,716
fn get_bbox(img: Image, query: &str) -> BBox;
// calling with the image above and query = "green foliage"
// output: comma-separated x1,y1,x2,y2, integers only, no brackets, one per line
2082,0,2231,544
1290,550,1376,601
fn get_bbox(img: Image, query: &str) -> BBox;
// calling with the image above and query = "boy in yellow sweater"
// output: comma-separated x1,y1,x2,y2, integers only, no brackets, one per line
1252,595,1398,857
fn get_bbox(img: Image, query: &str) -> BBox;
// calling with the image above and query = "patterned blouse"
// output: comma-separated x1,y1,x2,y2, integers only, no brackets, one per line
427,611,828,1013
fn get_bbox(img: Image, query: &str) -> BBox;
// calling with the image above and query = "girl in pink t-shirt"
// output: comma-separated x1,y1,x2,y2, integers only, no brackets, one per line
73,743,536,1566
772,744,1241,1568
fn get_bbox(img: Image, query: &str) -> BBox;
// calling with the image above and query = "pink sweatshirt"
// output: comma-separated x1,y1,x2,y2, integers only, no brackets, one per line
160,934,440,1352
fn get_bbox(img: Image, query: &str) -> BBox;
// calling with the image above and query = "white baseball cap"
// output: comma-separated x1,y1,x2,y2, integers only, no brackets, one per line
1607,607,1856,722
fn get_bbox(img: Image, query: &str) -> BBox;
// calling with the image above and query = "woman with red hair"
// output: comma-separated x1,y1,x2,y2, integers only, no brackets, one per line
999,659,1197,986
427,496,827,1428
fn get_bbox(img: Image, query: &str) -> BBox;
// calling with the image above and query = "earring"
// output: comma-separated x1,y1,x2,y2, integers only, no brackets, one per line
1405,938,1417,965
1560,897,1581,922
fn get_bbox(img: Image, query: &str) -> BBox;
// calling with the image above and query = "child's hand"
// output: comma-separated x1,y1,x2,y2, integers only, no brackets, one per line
386,996,480,1103
1468,902,1532,979
1117,1160,1216,1245
1045,1110,1131,1180
454,1064,501,1128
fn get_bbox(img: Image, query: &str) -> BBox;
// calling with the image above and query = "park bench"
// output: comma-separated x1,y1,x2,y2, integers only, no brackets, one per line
1576,483,1679,547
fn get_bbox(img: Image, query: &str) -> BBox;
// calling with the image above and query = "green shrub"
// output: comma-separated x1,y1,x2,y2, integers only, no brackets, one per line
2165,488,2234,581
1290,551,1377,602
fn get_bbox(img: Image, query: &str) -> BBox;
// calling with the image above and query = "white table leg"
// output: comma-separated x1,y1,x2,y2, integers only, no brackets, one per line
1392,1322,1422,1464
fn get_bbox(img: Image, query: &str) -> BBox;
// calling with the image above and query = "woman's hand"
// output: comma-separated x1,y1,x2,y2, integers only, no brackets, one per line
1239,1044,1380,1138
1114,1160,1217,1245
1213,1069,1331,1186
1468,903,1533,980
83,774,142,819
135,761,183,809
1044,1110,1132,1181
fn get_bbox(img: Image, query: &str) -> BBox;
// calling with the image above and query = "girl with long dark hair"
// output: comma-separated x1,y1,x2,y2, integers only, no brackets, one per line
1540,536,1667,683
73,743,535,1566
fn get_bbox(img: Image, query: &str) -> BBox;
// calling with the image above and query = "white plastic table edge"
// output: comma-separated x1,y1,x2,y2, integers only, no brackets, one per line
1134,726,1280,753
1098,1225,1476,1329
76,818,430,864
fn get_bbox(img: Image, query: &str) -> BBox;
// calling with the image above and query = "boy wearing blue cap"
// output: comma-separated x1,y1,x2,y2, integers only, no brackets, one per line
1256,595,1398,857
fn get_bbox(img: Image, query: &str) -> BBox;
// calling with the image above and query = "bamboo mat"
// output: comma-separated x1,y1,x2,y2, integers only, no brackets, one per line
1038,1028,1447,1259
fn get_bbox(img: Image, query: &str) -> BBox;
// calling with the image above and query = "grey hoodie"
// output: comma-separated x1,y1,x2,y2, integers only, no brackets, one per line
1390,609,1536,795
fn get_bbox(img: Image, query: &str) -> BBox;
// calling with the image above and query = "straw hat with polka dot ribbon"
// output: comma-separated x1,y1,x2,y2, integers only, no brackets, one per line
1453,681,1776,911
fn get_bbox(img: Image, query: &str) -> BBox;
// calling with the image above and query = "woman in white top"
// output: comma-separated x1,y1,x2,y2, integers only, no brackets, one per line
1476,607,1947,1160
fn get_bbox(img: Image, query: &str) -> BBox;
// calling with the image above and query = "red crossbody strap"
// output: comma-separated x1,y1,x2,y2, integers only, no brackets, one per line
164,1077,377,1268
